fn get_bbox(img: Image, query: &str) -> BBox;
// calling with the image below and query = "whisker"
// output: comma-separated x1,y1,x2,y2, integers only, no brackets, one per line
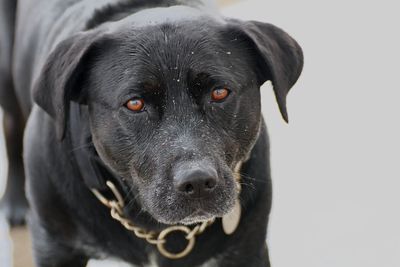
239,172,270,184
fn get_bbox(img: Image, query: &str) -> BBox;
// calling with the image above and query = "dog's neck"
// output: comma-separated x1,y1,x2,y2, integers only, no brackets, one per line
69,102,107,190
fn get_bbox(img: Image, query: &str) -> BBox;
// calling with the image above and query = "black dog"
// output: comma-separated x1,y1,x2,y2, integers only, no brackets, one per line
0,0,303,266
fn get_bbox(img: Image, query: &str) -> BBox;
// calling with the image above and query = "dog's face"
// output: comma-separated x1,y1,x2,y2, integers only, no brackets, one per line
86,23,263,224
33,11,303,225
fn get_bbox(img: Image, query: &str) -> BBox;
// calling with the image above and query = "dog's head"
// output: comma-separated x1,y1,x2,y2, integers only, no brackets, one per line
33,7,303,225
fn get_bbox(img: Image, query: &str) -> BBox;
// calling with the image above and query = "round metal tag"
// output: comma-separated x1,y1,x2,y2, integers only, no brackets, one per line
222,200,241,235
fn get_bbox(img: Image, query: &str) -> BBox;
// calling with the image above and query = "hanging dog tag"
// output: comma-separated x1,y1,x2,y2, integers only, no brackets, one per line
222,199,241,235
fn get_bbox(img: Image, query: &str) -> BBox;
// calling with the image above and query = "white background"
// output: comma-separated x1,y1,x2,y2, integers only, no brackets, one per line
1,0,400,266
223,0,400,266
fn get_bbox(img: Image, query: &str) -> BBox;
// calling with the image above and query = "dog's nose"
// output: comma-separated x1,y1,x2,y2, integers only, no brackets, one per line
174,165,218,198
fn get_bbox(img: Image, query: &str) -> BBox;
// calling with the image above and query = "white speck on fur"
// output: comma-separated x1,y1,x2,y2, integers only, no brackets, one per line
144,252,158,267
200,257,219,267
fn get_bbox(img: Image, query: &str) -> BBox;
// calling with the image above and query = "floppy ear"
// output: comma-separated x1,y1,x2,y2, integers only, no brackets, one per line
33,31,104,140
225,20,304,122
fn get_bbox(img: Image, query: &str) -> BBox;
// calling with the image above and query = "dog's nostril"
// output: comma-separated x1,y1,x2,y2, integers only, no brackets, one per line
185,183,194,194
205,178,216,190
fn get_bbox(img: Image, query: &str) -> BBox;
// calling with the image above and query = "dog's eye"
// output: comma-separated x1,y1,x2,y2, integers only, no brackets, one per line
125,98,145,112
211,88,230,102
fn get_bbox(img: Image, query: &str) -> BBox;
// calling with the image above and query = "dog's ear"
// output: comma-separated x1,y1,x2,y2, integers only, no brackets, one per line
224,20,304,122
33,30,106,140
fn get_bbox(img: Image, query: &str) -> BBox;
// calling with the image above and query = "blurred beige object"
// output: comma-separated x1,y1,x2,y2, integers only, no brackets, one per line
10,227,34,267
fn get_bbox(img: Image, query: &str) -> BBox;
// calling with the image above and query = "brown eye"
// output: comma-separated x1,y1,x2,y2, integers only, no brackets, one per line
126,98,145,112
211,88,230,102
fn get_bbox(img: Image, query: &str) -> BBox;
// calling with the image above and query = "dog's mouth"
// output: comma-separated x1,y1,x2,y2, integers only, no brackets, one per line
143,190,237,226
178,209,215,225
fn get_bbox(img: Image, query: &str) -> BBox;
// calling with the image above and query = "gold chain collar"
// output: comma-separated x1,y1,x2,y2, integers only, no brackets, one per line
90,163,242,260
91,181,215,259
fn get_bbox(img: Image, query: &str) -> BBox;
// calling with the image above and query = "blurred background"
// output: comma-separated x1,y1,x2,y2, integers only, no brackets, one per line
1,0,399,266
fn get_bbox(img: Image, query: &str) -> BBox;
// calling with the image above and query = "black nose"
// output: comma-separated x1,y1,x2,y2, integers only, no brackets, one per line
174,165,218,198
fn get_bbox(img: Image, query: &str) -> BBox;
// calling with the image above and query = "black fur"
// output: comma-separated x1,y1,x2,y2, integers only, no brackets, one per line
0,0,303,266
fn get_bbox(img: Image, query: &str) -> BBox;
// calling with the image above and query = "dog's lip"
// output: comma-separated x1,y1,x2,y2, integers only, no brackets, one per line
189,209,210,217
178,209,215,225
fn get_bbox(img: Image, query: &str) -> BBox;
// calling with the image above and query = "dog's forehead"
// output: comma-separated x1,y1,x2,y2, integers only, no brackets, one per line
91,27,252,101
100,26,231,74
100,6,228,69
91,10,252,97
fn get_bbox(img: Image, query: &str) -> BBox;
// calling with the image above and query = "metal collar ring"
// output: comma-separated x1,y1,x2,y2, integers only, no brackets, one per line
157,225,196,259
